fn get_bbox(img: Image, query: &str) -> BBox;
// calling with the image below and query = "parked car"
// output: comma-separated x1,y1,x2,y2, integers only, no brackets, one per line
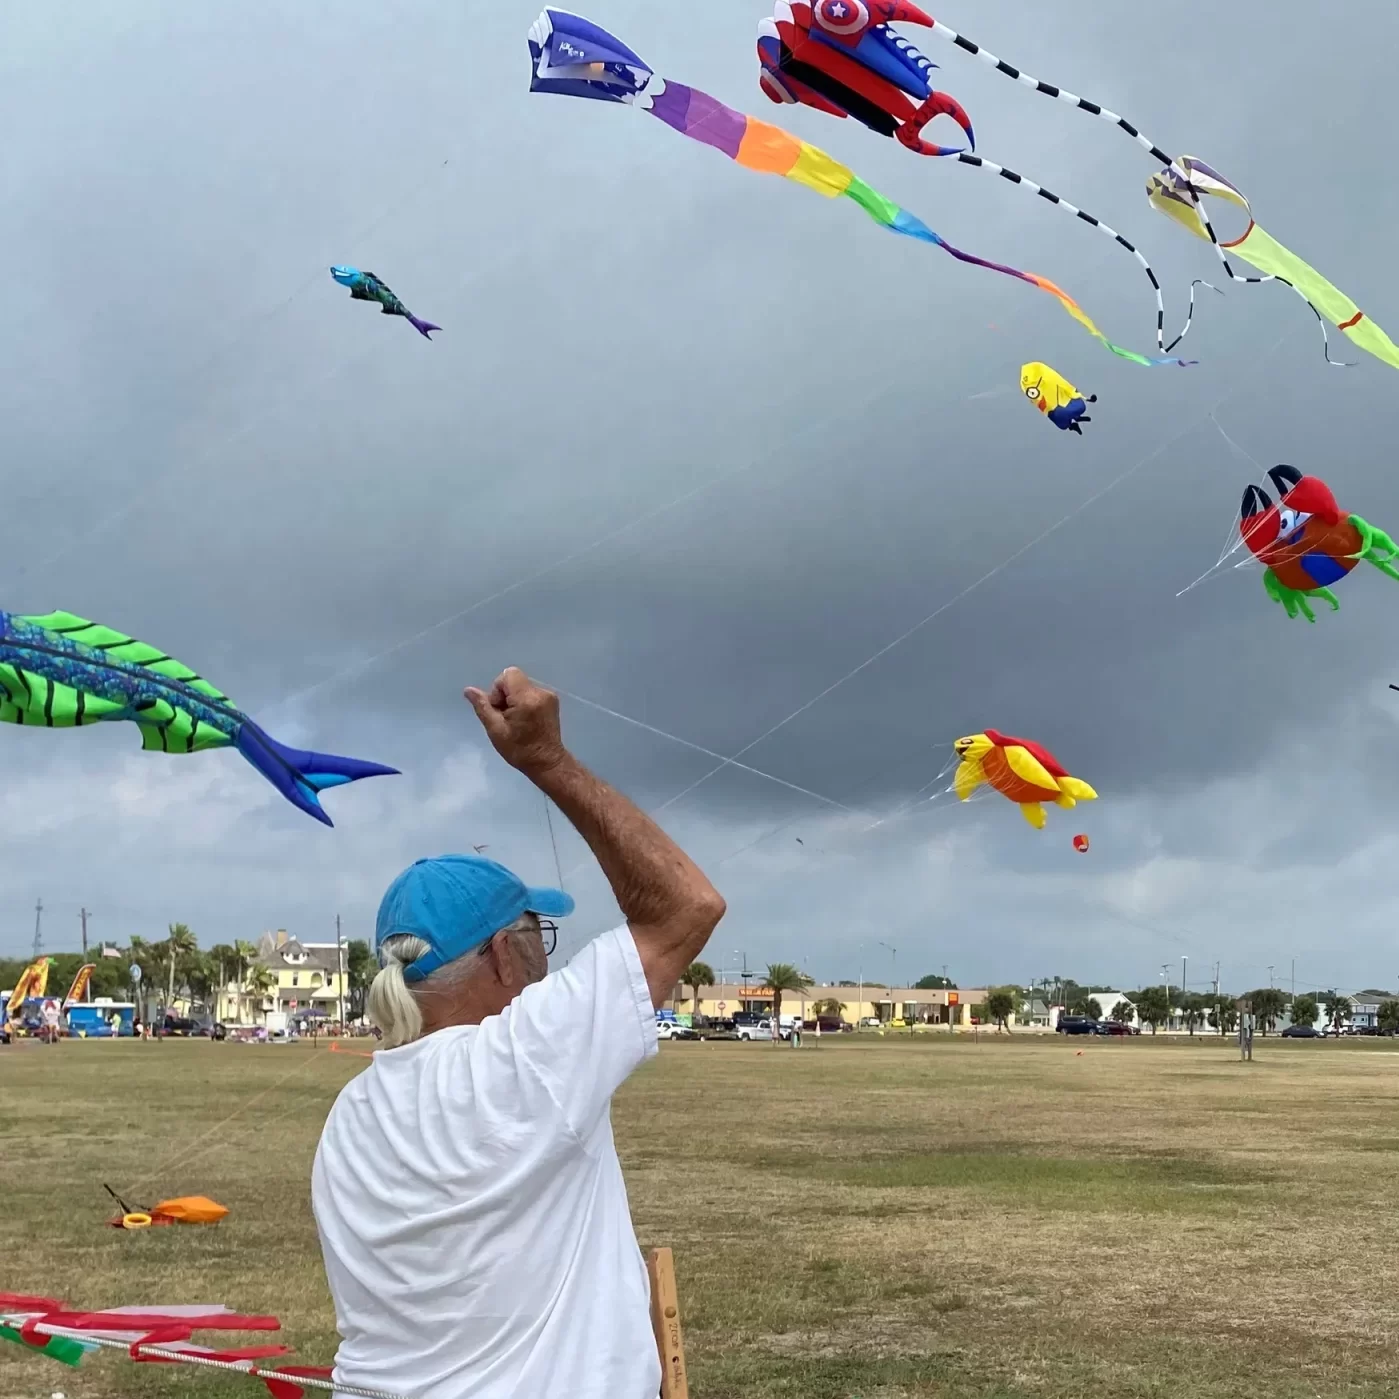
160,1014,198,1036
732,1014,773,1042
1055,1015,1100,1035
699,1018,739,1041
1098,1021,1133,1036
656,1020,699,1041
1281,1024,1320,1038
859,1016,882,1028
803,1016,850,1033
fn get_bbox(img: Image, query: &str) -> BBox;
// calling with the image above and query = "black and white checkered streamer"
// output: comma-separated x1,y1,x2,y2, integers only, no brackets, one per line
929,21,1173,166
925,21,1346,364
1179,186,1351,366
953,153,1218,355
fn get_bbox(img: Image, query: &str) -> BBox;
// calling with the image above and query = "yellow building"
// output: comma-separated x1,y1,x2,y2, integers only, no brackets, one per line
663,982,991,1029
215,930,348,1025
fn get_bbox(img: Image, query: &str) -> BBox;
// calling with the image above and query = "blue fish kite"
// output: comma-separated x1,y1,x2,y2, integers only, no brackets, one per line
330,266,441,339
0,610,398,825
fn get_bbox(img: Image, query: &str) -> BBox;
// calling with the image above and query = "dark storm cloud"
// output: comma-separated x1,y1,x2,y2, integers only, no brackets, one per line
3,0,1399,996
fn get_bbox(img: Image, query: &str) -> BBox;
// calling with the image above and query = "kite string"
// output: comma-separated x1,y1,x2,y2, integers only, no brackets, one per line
544,792,565,893
260,364,952,720
121,1048,330,1195
541,684,865,816
12,148,464,590
646,337,1292,823
646,442,1178,820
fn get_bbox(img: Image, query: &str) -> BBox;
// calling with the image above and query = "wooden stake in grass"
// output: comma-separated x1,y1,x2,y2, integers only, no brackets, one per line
647,1247,689,1399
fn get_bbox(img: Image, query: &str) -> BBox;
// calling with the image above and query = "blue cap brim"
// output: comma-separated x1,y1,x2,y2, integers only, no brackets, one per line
525,885,575,918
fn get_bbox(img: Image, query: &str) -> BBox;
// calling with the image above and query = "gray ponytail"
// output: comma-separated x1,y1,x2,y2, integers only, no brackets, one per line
367,936,431,1049
367,913,544,1049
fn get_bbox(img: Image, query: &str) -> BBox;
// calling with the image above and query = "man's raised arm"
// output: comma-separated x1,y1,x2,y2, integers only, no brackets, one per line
466,669,726,1006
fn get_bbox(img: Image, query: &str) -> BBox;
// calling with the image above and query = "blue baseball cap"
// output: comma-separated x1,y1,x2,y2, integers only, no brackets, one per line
375,855,575,984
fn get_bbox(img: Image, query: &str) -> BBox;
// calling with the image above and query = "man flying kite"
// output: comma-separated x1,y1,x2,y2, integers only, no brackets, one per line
311,668,726,1399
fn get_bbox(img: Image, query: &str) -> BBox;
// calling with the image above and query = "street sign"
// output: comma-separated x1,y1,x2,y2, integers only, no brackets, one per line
129,963,142,984
947,991,959,1006
717,1001,727,1013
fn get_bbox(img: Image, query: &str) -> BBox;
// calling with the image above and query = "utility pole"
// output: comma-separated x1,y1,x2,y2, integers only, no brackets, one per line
1213,962,1220,999
336,914,346,1034
32,898,43,958
878,941,898,1020
79,909,91,999
1268,964,1274,988
1182,955,1188,1000
1291,958,1295,1000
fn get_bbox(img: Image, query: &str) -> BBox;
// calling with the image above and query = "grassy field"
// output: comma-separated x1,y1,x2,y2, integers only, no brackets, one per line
4,1032,1399,1399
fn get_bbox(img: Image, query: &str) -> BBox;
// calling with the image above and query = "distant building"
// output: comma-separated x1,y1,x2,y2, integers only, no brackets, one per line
214,930,347,1025
1347,991,1394,1031
664,982,989,1028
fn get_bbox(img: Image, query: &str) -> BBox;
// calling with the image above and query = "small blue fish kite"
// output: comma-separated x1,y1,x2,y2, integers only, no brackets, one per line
0,610,399,826
330,266,441,339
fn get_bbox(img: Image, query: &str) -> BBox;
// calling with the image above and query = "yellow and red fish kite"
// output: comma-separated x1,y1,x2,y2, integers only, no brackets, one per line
953,730,1097,829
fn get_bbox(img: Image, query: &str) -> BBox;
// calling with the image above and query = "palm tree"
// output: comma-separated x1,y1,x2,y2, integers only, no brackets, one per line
681,961,715,1024
244,965,277,1025
812,997,847,1022
1181,995,1206,1035
1323,990,1351,1033
233,940,259,1025
184,953,218,1014
164,923,198,1016
1135,985,1170,1033
346,939,376,1020
763,963,813,1045
1210,995,1238,1036
985,988,1015,1032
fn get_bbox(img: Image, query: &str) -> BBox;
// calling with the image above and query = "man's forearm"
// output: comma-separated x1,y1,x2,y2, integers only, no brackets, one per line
529,753,721,930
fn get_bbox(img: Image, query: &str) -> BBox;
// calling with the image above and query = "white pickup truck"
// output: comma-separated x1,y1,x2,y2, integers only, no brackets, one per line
655,1019,698,1041
732,1015,773,1042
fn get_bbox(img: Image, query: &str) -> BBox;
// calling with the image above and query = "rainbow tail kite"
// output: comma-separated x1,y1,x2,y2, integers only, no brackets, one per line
526,9,1192,367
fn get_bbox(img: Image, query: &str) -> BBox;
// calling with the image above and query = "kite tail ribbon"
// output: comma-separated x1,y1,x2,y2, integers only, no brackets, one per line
1147,157,1398,371
526,10,1191,367
643,79,1190,366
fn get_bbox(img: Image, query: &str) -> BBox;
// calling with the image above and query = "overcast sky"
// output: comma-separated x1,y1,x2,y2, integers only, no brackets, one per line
3,0,1398,998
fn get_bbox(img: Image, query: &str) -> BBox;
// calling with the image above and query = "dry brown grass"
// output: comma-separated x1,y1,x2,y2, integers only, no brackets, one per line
4,1032,1399,1398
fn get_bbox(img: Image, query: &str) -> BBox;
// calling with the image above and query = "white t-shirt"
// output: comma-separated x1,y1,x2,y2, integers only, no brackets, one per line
312,924,660,1399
